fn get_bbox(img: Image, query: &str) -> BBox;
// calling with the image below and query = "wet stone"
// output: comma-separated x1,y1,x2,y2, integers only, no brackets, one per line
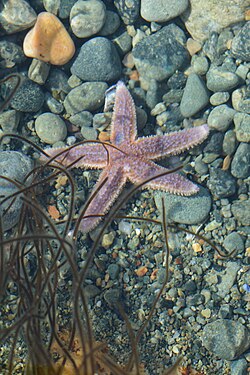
4,78,44,113
140,0,189,22
71,37,121,82
0,41,26,68
180,73,210,117
114,0,140,24
192,55,209,75
43,0,78,19
232,21,250,62
132,24,189,82
232,86,250,113
223,232,245,254
223,130,237,155
231,199,250,226
206,66,240,92
0,109,20,133
210,92,230,106
230,358,248,375
231,143,250,179
70,0,106,38
202,319,250,360
35,113,67,144
46,68,71,94
234,112,250,142
0,0,37,35
98,10,120,36
207,104,236,132
64,81,108,115
208,169,236,198
69,111,93,128
0,151,33,230
113,31,132,55
154,186,211,225
45,93,64,114
28,59,50,85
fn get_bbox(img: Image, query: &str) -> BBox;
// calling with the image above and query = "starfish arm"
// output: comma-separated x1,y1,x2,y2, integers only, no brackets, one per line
79,165,127,233
40,143,108,169
110,81,137,146
133,124,209,160
128,158,199,195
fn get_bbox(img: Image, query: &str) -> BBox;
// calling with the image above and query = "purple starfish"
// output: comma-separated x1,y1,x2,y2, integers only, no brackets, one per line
42,81,209,233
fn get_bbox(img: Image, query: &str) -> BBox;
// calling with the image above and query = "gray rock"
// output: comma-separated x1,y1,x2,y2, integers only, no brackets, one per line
35,113,67,144
98,10,120,36
0,109,20,133
43,0,78,19
204,132,223,154
232,86,250,114
181,0,248,42
192,55,209,75
154,186,211,225
231,143,250,179
0,40,26,68
223,130,237,155
207,104,236,132
114,0,140,24
223,232,245,254
71,37,121,82
217,262,241,298
46,68,71,94
140,0,189,22
113,31,132,55
0,151,33,230
232,199,250,226
230,358,248,375
69,111,93,128
107,263,120,280
64,81,108,115
180,73,210,117
234,112,250,142
28,59,50,85
208,168,236,198
210,92,230,106
206,66,240,92
232,21,250,62
5,78,44,113
132,24,189,82
45,92,64,114
80,126,97,140
202,319,250,360
70,0,106,38
0,0,36,35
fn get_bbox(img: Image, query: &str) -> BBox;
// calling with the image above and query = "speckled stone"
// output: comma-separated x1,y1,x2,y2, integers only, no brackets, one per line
114,0,140,24
181,0,248,42
154,186,211,225
71,37,121,82
0,0,37,35
208,168,236,198
234,112,250,142
232,199,250,226
98,10,120,36
4,78,44,113
231,143,250,179
132,24,189,81
202,319,250,360
232,21,250,62
232,86,250,114
0,40,26,68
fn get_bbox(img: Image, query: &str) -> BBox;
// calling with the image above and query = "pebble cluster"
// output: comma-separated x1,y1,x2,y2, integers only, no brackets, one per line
0,0,249,374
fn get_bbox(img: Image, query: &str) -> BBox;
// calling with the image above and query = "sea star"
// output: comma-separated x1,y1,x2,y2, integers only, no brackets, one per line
42,81,209,233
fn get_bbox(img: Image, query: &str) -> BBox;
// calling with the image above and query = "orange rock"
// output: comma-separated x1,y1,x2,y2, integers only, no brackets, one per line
23,12,75,65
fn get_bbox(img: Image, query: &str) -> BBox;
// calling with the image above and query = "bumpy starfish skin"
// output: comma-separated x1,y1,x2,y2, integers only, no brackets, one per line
43,81,209,232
